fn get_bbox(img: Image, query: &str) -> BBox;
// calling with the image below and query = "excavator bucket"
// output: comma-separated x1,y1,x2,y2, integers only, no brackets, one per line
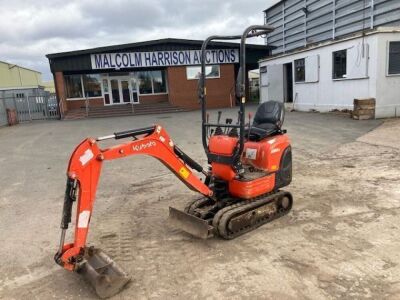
168,207,213,239
78,248,130,299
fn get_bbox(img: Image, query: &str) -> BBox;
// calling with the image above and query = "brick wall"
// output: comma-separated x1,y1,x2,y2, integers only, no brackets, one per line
167,64,235,109
139,93,168,104
66,98,104,110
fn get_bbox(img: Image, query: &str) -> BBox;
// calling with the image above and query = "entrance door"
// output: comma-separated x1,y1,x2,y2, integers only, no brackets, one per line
130,77,139,104
103,77,137,105
266,64,284,103
121,80,131,103
283,63,293,103
102,78,111,105
110,79,121,104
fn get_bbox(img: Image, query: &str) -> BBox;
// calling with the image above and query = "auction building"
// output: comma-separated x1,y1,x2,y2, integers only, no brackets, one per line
46,39,271,118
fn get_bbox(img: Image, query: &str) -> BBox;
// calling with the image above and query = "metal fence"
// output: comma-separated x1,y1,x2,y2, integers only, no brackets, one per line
0,94,60,126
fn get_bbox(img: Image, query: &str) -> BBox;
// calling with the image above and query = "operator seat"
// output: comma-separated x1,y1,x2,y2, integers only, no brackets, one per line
247,101,285,141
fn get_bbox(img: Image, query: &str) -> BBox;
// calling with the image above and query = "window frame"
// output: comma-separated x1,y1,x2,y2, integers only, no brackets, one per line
387,40,400,77
136,70,168,96
65,71,168,101
65,74,105,100
294,58,305,83
332,49,347,80
64,75,84,100
186,65,221,80
82,74,103,98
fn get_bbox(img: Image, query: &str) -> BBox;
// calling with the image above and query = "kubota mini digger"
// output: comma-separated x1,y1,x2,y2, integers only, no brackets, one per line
55,25,293,298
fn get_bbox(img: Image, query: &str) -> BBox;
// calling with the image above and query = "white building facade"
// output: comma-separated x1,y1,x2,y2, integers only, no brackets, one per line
260,28,400,118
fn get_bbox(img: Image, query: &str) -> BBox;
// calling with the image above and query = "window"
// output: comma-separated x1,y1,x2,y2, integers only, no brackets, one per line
82,74,102,97
137,70,167,94
186,65,220,80
15,93,25,98
152,70,167,93
65,75,83,98
333,50,347,79
388,41,400,75
137,71,153,94
294,59,305,82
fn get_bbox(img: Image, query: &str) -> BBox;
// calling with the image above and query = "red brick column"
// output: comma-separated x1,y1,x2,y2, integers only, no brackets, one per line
54,71,67,117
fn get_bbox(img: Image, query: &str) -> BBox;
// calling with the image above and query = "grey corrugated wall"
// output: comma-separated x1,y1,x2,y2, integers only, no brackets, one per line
265,0,400,54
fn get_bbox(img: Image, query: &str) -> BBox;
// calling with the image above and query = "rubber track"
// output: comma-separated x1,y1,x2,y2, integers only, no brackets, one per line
214,190,292,239
184,197,212,214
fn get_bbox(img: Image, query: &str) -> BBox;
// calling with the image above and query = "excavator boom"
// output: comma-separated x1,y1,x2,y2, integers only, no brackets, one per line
55,124,212,298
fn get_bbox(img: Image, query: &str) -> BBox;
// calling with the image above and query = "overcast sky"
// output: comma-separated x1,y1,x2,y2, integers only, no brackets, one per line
0,0,278,81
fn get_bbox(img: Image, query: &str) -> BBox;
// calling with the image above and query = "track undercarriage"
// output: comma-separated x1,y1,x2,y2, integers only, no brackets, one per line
169,190,293,239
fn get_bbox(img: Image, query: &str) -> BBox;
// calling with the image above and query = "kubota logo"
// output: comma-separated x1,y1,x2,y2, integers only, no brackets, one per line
132,141,156,151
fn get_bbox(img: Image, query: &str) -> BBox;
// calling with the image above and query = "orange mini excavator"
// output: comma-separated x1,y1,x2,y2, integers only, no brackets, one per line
55,25,293,298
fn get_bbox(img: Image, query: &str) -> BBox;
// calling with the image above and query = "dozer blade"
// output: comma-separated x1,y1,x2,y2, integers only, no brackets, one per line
168,207,213,239
78,248,130,299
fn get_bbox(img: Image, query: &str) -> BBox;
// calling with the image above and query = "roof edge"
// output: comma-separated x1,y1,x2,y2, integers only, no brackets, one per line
259,26,400,63
46,38,273,59
0,60,42,74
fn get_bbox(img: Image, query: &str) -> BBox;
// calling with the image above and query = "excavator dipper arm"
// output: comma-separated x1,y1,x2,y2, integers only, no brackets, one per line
55,124,212,275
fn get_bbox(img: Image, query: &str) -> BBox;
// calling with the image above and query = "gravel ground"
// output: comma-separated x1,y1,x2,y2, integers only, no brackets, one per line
1,108,399,300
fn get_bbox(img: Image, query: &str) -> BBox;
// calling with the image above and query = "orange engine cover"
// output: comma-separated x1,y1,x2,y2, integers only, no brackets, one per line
242,134,290,173
208,135,238,181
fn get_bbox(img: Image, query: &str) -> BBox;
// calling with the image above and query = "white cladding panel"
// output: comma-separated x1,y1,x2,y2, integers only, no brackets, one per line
305,55,319,83
346,43,369,79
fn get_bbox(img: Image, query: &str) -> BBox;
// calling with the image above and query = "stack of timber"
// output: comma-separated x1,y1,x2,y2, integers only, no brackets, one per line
353,98,375,120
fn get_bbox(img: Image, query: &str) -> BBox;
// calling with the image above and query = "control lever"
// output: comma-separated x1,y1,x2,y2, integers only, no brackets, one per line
210,129,214,137
215,111,223,135
225,118,233,134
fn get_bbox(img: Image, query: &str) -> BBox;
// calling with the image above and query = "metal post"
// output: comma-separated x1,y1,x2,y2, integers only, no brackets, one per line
282,2,286,53
85,95,89,117
333,0,336,40
304,0,307,46
12,96,19,122
370,0,374,29
44,96,49,119
26,95,32,121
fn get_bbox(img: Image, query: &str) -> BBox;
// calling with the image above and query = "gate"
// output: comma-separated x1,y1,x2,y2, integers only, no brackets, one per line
0,94,60,126
0,98,7,126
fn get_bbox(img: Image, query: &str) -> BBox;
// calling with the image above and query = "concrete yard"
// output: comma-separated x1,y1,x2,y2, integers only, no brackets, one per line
1,107,400,299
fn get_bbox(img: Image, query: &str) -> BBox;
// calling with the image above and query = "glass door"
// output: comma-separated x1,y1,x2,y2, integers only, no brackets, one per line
121,80,131,103
102,78,111,105
102,76,137,105
110,79,120,104
131,77,139,104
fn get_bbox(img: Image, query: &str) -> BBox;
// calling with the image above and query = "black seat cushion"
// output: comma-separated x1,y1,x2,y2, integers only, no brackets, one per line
253,101,284,129
245,101,285,141
245,126,277,141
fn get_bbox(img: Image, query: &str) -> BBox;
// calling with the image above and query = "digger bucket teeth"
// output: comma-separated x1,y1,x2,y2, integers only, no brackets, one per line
168,207,213,239
78,248,130,299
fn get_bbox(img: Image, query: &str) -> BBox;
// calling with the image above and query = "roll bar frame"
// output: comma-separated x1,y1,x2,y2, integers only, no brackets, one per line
199,25,275,167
